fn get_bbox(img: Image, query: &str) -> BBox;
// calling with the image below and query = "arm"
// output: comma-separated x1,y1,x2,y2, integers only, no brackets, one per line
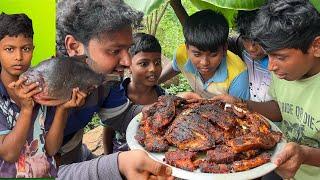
103,126,114,155
45,88,86,156
211,95,282,121
246,100,282,121
0,79,41,162
158,62,179,84
227,35,244,58
170,0,188,25
273,142,320,179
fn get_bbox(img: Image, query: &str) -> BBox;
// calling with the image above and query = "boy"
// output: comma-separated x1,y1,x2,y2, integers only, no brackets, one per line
107,33,166,153
228,10,272,102
212,0,320,179
52,0,172,179
159,10,250,100
0,13,85,178
126,32,166,105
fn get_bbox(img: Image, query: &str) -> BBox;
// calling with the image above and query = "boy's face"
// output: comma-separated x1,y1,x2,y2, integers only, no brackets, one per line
79,26,133,76
242,38,266,60
0,34,34,77
268,47,319,81
187,45,225,81
130,51,162,87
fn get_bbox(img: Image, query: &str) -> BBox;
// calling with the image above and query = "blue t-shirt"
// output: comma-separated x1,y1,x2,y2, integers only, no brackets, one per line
0,81,57,178
107,78,165,152
45,82,119,145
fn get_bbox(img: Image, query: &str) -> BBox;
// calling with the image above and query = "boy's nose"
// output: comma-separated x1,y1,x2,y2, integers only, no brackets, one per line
268,57,278,71
200,57,209,66
15,50,23,61
148,63,156,72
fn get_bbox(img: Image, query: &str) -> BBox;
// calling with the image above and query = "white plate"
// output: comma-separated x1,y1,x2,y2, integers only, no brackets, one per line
126,113,287,180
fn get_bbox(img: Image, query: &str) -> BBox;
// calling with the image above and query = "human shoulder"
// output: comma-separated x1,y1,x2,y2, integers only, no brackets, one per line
225,50,247,74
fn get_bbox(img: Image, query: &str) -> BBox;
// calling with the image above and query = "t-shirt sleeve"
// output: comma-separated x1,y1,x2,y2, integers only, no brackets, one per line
228,70,250,100
99,85,130,123
268,74,277,101
227,35,244,58
172,49,181,72
0,112,10,135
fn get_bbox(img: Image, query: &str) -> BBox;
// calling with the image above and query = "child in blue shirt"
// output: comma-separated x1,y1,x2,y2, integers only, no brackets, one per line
105,33,166,153
0,13,85,178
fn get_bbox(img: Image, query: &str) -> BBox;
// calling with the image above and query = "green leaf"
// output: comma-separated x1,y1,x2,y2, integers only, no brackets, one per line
310,0,320,13
190,0,237,26
196,0,266,10
124,0,166,15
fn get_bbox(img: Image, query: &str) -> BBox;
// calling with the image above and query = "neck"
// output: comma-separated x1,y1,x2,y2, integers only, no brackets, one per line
1,71,19,87
304,57,320,78
128,80,154,94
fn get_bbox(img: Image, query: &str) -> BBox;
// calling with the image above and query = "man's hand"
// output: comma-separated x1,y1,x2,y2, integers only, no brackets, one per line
118,150,174,180
8,77,41,109
273,142,306,179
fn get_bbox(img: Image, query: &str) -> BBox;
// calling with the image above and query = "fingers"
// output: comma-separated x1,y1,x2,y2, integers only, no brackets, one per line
149,175,175,180
14,77,28,87
8,81,16,89
272,143,295,166
8,80,41,97
272,143,303,179
65,88,87,108
141,153,172,177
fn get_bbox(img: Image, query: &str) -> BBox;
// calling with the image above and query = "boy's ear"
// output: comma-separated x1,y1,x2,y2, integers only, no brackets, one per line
312,36,320,58
65,35,86,56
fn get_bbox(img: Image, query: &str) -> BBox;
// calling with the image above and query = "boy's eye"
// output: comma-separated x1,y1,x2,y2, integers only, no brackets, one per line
5,47,13,52
193,53,201,57
139,62,148,67
276,56,286,61
209,53,218,57
109,49,120,55
154,59,161,66
23,47,32,52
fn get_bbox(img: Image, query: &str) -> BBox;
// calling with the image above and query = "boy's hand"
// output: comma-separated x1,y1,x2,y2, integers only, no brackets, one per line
8,77,41,109
118,150,174,180
210,94,242,104
58,88,87,110
177,92,202,100
273,142,306,179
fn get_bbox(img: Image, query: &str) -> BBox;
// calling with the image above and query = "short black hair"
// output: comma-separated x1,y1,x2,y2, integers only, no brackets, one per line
183,10,229,52
129,33,161,56
56,0,143,56
251,0,320,53
0,13,33,41
235,10,259,39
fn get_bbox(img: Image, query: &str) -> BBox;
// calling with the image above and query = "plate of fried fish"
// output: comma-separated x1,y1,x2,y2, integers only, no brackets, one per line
126,95,286,180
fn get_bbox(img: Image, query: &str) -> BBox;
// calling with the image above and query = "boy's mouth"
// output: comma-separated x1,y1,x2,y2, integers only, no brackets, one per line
275,72,287,79
146,75,158,82
12,65,24,70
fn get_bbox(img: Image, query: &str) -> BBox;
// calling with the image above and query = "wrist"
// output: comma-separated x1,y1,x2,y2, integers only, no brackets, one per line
20,107,33,116
300,145,310,164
